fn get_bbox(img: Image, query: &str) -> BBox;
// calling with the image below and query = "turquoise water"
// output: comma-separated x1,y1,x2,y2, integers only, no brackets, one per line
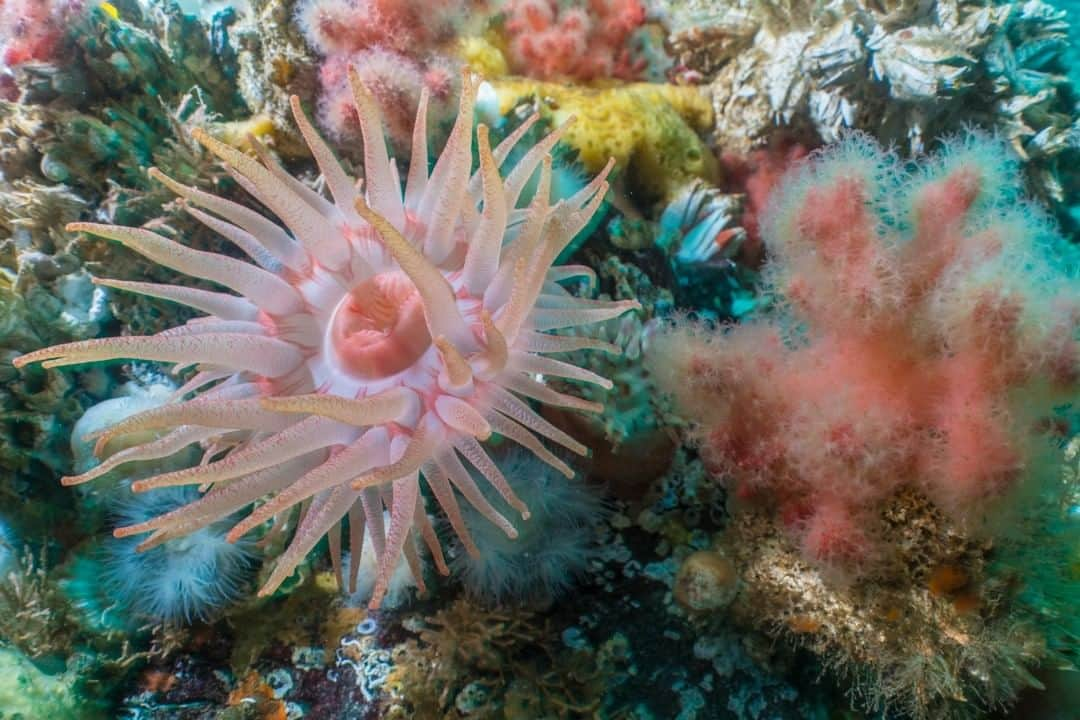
0,1,1077,718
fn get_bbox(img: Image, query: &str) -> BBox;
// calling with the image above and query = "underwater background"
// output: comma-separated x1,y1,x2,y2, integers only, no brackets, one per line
0,0,1077,718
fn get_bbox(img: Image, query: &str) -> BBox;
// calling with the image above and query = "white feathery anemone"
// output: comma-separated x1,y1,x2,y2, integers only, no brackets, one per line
14,70,638,609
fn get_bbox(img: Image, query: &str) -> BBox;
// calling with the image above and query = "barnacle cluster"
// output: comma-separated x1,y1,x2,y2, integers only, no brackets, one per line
661,0,1080,217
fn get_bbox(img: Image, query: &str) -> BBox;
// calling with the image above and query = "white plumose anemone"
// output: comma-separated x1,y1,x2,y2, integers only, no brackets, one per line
15,70,637,608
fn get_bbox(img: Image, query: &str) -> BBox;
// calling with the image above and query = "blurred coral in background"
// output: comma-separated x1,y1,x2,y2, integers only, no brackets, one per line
0,0,78,67
296,0,478,147
503,0,647,81
720,140,810,268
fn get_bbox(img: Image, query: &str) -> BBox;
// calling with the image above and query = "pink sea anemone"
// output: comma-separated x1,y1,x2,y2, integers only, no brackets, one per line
14,70,636,608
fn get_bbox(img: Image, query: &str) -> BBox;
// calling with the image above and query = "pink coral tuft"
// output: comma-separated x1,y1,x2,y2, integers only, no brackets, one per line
297,0,473,147
503,0,647,82
317,49,432,147
651,133,1079,571
296,0,466,55
0,0,82,98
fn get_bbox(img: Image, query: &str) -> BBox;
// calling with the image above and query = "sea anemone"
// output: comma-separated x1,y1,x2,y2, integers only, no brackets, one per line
13,70,637,608
449,446,605,605
103,487,257,622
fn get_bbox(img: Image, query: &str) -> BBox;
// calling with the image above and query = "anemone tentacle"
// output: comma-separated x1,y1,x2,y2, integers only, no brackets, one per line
15,73,639,609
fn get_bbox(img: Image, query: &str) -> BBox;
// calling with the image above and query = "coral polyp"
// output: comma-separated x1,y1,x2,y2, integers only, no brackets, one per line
13,70,637,609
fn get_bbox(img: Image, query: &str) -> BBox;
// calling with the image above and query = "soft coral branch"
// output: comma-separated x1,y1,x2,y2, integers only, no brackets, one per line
651,132,1079,572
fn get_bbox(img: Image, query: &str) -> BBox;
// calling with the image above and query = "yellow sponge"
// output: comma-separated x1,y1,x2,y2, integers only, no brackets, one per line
490,80,717,203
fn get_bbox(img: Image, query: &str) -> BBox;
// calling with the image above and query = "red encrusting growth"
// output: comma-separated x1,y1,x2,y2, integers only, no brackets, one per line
0,0,76,66
652,134,1080,572
721,141,810,267
0,0,81,99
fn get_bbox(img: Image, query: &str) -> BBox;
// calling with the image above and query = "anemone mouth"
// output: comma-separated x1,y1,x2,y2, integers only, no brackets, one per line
329,270,432,380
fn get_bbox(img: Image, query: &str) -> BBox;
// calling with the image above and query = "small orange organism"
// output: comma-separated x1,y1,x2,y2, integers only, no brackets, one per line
228,672,287,720
928,563,982,613
928,564,969,597
788,614,822,634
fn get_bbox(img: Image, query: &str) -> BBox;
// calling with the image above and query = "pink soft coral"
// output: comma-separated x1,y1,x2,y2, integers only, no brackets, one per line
297,0,474,147
721,140,811,268
503,0,647,82
317,48,455,150
298,0,458,56
651,133,1079,571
